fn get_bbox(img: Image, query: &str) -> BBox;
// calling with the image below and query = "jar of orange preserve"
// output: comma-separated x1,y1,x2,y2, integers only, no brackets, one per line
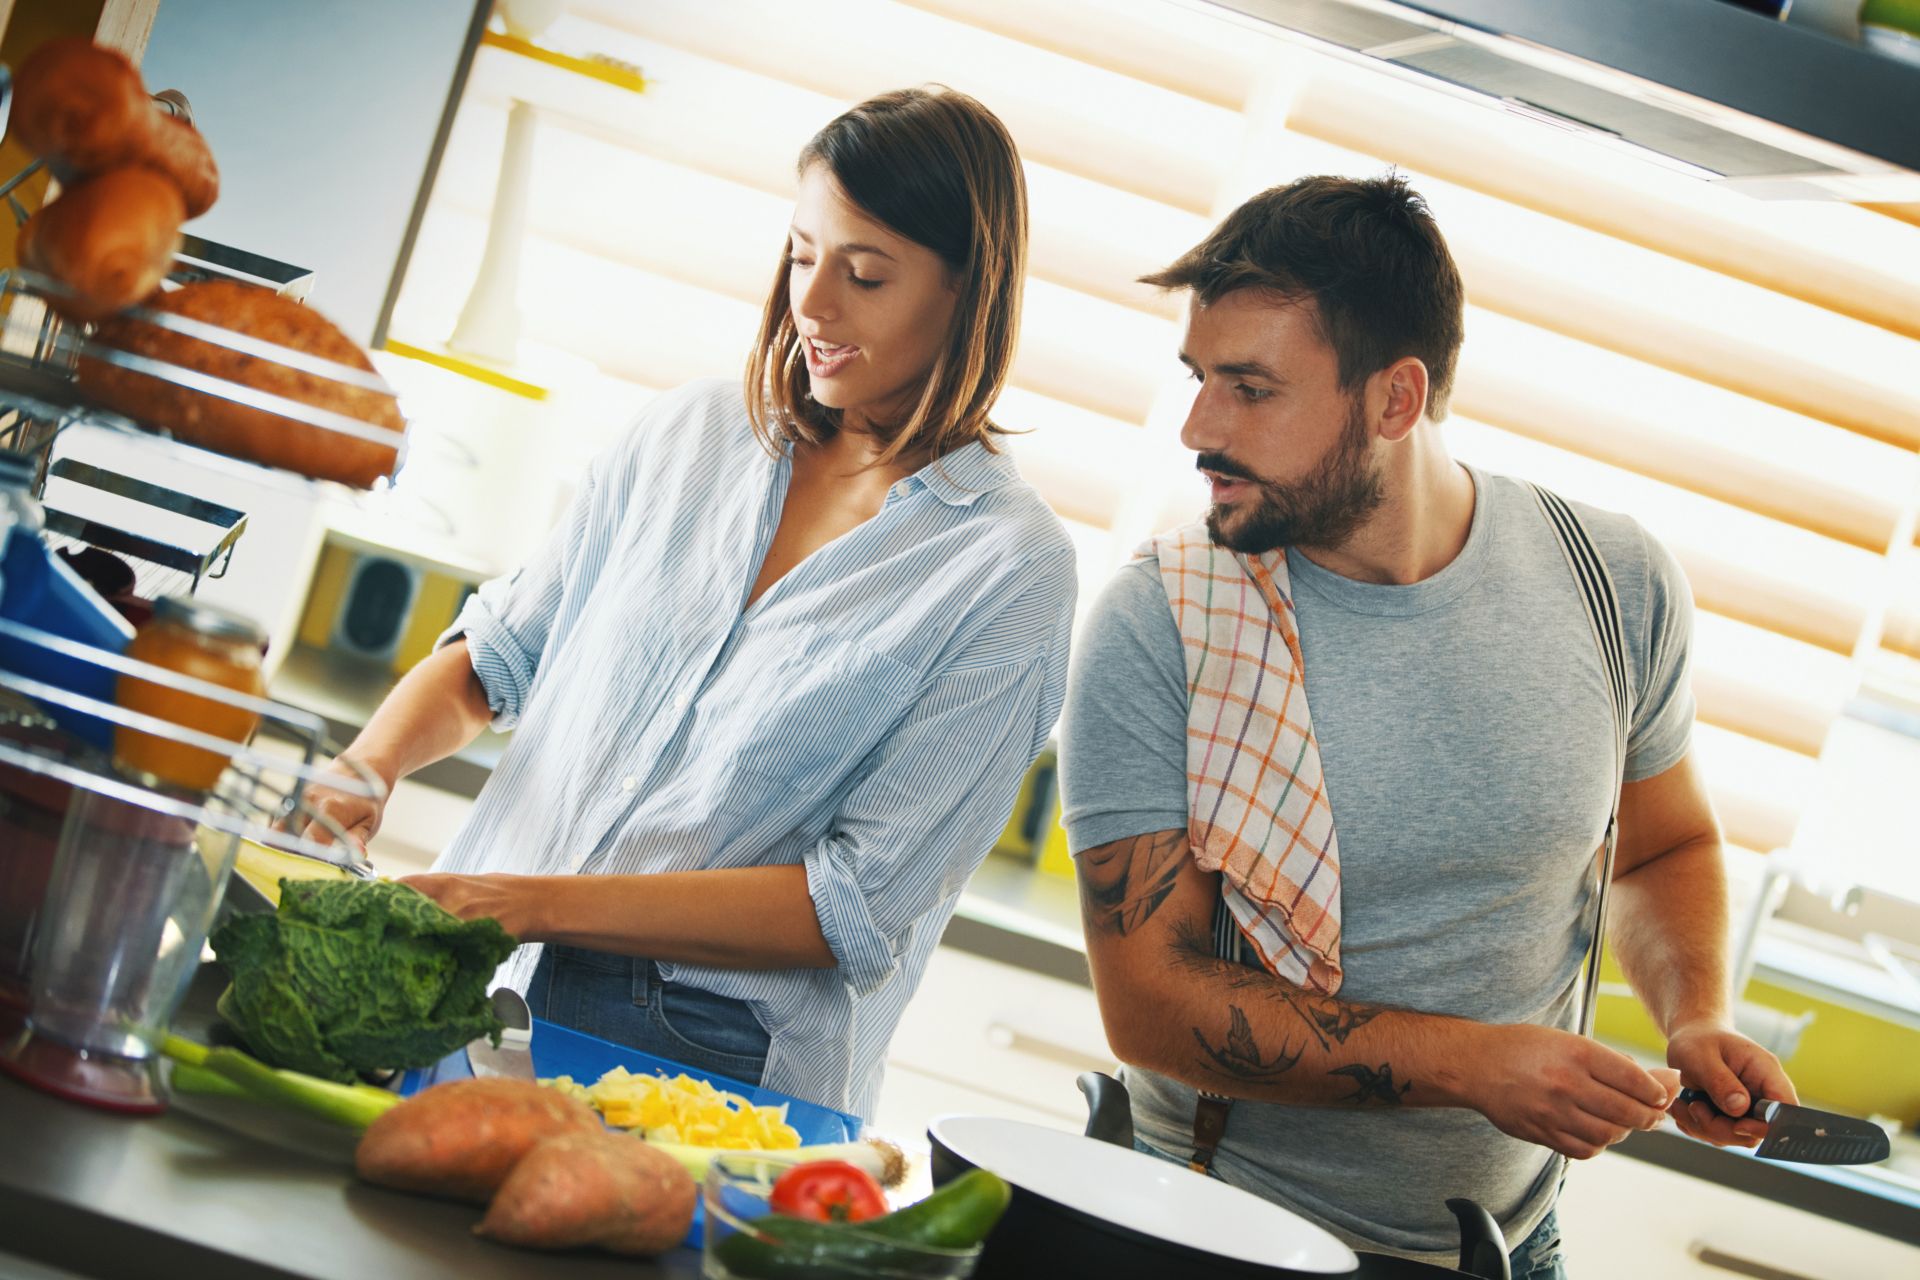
113,597,266,792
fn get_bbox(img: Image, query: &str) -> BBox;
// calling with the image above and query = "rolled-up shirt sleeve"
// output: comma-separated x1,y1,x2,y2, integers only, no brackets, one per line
805,648,1058,997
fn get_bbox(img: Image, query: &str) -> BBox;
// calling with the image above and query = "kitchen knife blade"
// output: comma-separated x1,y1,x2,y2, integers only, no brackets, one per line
1677,1088,1890,1164
467,986,534,1080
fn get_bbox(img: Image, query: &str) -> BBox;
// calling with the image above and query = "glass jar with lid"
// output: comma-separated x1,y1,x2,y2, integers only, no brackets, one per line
113,597,267,792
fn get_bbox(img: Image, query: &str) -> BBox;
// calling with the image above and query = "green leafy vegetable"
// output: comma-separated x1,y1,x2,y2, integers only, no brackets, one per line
209,878,516,1083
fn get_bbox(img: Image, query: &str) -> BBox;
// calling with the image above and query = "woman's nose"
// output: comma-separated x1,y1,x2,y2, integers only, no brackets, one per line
794,268,836,325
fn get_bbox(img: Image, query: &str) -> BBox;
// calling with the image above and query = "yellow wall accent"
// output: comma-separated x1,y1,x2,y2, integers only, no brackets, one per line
382,338,550,401
393,572,465,674
1037,809,1076,881
0,1,112,272
1593,950,1920,1124
296,544,354,651
480,29,648,94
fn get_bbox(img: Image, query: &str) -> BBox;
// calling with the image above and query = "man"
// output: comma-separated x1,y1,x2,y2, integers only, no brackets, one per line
1059,174,1796,1277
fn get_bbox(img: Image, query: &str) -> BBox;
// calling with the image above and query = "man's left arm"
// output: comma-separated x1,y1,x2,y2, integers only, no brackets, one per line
1609,748,1798,1148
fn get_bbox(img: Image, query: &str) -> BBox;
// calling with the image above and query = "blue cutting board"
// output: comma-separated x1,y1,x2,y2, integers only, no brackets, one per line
397,1017,862,1248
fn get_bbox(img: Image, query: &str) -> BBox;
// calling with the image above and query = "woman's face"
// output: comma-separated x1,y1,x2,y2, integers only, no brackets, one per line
786,163,960,433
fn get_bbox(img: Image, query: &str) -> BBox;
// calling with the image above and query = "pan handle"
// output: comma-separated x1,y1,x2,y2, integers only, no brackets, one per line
1076,1071,1136,1150
1444,1199,1510,1280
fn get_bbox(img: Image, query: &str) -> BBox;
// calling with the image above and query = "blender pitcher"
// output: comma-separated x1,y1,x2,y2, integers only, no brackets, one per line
0,785,240,1112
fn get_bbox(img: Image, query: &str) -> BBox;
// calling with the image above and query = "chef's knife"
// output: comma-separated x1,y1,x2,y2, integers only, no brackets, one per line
467,987,534,1081
1677,1088,1890,1164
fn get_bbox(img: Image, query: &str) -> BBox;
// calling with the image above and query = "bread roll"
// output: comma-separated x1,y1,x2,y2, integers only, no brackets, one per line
12,38,148,170
14,36,220,217
138,113,220,219
77,282,405,488
18,167,185,322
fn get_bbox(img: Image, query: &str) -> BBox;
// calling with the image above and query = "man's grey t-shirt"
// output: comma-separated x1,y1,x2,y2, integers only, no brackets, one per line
1060,467,1695,1263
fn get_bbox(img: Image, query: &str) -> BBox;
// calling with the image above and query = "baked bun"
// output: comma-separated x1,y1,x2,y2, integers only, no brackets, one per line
14,36,219,217
78,281,404,488
18,167,185,322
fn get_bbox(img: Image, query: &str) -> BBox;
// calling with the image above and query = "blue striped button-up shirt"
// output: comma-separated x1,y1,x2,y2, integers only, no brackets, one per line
433,378,1077,1118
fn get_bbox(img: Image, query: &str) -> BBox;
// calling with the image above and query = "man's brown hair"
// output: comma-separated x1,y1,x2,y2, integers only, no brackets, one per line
745,86,1028,464
1143,173,1466,419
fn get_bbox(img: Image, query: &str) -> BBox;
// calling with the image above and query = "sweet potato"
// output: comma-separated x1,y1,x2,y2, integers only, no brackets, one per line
477,1130,696,1256
354,1078,602,1203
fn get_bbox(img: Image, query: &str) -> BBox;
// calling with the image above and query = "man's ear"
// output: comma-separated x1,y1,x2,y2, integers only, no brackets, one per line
1374,357,1430,443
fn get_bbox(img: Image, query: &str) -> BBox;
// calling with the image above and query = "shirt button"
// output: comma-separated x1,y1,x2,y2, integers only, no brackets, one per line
570,855,586,871
673,693,689,711
621,775,636,792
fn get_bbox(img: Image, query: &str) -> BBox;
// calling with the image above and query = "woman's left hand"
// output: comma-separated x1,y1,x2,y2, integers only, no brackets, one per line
400,872,538,938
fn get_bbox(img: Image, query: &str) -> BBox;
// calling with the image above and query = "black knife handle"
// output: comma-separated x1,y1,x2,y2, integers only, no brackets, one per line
1677,1086,1760,1119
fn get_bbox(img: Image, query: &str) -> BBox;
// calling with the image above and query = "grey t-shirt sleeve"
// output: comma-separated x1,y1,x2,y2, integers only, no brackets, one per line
1625,526,1696,782
1058,559,1191,853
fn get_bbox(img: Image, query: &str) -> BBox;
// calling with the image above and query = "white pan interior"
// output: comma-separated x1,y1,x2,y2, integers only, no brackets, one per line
931,1115,1359,1274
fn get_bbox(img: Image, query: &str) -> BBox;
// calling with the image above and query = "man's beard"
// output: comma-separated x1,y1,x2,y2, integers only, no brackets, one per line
1201,397,1384,554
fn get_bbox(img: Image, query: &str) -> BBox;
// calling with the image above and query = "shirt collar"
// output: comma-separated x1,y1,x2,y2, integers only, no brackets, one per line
895,440,1020,508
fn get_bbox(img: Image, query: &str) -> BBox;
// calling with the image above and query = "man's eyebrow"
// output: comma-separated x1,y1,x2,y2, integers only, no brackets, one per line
1213,359,1285,382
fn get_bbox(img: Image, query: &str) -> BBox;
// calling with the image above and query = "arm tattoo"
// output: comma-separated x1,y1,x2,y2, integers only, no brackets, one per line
1168,917,1391,1054
1328,1063,1413,1105
1080,830,1187,936
1307,1003,1383,1046
1192,1006,1303,1081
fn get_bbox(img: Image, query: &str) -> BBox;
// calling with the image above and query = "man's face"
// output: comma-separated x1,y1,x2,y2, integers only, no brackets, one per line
1176,291,1384,555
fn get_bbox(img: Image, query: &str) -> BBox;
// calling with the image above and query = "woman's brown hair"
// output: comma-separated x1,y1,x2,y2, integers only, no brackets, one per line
744,86,1027,465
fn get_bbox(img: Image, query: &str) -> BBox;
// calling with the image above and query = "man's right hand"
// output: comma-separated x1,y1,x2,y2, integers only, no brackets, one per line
285,754,391,854
1472,1023,1678,1160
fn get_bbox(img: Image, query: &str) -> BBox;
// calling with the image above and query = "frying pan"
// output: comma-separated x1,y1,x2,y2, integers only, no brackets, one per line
925,1072,1509,1279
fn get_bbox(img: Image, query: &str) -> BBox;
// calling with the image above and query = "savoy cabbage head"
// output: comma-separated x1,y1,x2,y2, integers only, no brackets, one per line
210,878,517,1083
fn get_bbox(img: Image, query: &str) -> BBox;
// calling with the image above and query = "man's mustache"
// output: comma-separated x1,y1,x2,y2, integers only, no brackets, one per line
1196,452,1260,484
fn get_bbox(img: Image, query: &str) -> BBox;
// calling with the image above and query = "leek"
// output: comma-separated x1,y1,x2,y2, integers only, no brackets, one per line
160,1034,401,1130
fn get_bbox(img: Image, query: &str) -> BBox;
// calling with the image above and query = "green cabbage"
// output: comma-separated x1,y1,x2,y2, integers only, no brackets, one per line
210,879,517,1083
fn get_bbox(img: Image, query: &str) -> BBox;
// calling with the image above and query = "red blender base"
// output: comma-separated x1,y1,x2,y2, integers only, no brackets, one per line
0,1022,164,1114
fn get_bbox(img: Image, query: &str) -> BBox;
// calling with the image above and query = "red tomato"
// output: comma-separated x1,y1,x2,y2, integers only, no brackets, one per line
768,1160,889,1224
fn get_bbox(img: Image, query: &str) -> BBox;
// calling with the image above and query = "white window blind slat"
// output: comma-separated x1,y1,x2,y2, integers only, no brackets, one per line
576,0,1242,214
1288,66,1920,344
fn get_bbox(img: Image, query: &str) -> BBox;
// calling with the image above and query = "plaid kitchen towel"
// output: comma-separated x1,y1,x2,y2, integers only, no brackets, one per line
1139,523,1343,994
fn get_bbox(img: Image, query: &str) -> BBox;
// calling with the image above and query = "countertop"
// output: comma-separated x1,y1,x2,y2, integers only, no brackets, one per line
0,966,703,1280
260,651,1920,1251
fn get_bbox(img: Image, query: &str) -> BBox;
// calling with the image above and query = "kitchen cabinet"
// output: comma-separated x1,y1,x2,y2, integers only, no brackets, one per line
1560,1145,1920,1279
877,945,1116,1137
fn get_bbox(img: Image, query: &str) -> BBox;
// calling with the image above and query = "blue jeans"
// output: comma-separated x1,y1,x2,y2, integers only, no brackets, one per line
1131,1136,1568,1277
1507,1208,1566,1279
525,944,772,1086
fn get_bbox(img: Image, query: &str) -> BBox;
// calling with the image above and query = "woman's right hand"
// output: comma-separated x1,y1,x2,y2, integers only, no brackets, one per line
285,754,391,854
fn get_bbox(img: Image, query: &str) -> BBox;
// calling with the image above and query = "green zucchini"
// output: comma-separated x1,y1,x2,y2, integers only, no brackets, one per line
857,1170,1011,1249
711,1169,1011,1279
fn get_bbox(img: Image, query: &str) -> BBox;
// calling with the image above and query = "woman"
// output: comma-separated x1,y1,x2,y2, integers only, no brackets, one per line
298,87,1076,1120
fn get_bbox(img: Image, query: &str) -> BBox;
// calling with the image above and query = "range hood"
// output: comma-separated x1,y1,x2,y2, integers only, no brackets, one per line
1200,0,1920,201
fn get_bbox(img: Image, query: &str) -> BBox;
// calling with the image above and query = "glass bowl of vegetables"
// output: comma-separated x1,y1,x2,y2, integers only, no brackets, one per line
702,1154,1005,1280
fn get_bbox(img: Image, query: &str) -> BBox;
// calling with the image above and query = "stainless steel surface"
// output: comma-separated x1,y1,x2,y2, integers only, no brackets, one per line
39,456,251,593
170,235,316,302
467,986,534,1080
0,965,701,1280
1197,0,1920,198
